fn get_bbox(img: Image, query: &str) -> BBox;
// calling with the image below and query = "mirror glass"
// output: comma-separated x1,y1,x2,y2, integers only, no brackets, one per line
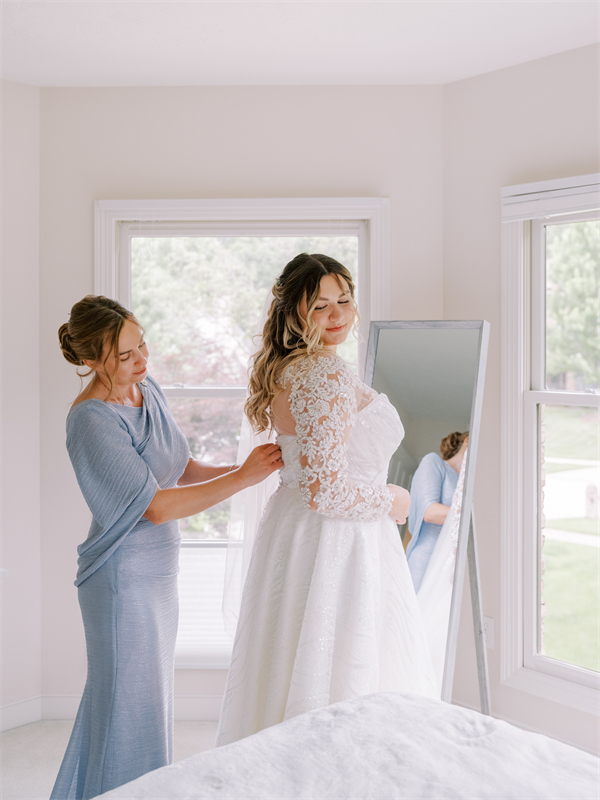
365,322,484,696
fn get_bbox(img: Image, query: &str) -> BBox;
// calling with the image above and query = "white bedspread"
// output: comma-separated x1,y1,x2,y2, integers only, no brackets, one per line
99,692,599,800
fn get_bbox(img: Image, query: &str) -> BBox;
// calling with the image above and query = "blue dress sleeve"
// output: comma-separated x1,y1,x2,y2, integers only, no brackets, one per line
406,453,446,558
67,401,159,586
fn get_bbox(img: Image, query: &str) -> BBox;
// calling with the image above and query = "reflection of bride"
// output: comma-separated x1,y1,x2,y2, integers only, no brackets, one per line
417,450,467,692
216,253,437,746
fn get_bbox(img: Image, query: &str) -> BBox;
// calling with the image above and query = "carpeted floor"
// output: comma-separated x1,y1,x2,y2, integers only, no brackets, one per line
1,719,219,800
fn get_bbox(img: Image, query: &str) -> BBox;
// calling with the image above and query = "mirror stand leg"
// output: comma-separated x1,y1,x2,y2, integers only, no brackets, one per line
467,509,491,715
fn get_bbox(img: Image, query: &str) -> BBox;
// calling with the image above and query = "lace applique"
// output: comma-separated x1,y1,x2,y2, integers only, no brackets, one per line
445,447,468,581
283,354,393,521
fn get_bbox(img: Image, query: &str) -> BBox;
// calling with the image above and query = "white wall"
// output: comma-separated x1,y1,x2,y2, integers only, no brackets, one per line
38,85,444,704
443,43,599,751
1,80,41,728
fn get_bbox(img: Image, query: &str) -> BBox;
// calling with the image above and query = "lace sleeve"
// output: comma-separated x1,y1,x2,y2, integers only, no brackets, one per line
287,357,394,521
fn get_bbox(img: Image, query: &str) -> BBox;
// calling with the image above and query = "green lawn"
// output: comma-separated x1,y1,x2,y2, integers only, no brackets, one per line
544,462,593,473
544,405,599,462
542,539,599,672
545,518,600,536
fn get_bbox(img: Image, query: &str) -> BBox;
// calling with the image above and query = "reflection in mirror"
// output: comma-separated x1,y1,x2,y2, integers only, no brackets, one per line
365,322,489,701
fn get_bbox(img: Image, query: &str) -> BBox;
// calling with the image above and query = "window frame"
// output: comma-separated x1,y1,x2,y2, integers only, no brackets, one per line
501,175,600,713
94,197,391,666
94,197,390,317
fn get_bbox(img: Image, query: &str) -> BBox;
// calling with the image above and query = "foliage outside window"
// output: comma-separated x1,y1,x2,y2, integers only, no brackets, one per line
130,235,360,539
537,217,599,673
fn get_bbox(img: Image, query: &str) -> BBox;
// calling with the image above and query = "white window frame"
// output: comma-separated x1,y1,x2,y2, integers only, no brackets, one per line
95,197,390,317
94,198,390,667
501,174,600,713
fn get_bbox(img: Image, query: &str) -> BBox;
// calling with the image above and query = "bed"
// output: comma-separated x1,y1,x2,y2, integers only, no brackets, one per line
98,692,599,800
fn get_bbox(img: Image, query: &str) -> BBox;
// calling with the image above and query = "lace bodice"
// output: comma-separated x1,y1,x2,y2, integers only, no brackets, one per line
273,353,403,521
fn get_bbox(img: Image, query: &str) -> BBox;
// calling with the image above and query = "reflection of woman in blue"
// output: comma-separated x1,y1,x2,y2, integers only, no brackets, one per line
406,432,469,593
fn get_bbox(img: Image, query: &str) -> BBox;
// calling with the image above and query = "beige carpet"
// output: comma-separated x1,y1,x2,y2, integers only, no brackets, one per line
1,720,218,800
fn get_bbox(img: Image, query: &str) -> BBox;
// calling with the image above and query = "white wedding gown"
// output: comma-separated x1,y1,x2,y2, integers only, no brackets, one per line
216,353,438,746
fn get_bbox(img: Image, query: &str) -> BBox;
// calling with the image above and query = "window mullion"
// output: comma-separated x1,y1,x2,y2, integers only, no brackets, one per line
530,219,545,391
527,390,600,408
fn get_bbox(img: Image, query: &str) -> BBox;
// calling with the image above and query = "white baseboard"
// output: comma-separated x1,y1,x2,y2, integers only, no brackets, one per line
1,693,224,731
42,695,83,720
1,695,41,732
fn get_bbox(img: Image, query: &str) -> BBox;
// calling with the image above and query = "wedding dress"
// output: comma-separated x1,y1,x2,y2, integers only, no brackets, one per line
417,451,468,692
216,352,438,746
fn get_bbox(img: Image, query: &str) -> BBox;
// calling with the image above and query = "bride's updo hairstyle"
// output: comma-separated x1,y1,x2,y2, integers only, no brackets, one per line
246,253,358,433
440,431,469,460
58,295,142,400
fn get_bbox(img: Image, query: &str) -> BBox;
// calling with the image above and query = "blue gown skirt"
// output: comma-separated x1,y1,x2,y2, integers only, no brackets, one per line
51,521,180,800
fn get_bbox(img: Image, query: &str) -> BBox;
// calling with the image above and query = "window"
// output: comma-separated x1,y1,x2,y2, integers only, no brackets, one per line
501,176,600,711
529,215,599,676
95,199,390,667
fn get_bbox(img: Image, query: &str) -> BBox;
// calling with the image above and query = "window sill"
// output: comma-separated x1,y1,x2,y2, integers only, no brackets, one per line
502,665,599,715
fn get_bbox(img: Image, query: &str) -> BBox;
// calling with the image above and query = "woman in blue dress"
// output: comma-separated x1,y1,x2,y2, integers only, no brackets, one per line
51,295,282,800
405,432,468,593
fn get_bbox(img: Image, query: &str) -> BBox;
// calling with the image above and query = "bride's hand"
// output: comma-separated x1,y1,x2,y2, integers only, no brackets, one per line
238,444,283,487
387,484,411,524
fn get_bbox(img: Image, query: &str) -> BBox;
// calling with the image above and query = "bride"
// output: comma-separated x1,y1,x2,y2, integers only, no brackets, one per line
216,253,437,746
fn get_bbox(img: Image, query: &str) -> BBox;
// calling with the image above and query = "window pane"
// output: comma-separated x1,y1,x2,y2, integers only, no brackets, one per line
176,546,232,664
545,220,599,391
539,404,599,671
172,397,245,540
131,236,359,387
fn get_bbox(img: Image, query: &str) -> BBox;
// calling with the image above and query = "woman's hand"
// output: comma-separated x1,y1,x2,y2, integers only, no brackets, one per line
237,444,283,487
145,444,282,526
387,484,411,524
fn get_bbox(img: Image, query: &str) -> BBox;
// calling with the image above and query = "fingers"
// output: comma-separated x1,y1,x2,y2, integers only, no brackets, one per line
253,443,282,457
255,443,282,463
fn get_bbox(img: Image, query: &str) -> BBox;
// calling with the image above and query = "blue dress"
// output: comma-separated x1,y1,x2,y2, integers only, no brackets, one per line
50,376,190,800
406,453,458,594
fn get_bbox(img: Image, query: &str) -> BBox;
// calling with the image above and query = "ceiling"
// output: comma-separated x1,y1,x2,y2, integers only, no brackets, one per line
1,1,598,87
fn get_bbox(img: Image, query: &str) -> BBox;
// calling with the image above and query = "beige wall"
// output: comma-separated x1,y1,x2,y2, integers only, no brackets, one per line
1,80,41,722
443,43,599,750
39,85,444,699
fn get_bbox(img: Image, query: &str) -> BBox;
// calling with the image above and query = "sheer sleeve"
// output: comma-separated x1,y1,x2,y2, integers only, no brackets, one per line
67,401,159,585
287,357,393,520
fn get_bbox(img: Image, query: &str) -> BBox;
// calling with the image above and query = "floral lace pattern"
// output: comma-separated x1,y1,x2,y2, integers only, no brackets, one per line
282,354,393,520
449,447,467,549
444,447,468,581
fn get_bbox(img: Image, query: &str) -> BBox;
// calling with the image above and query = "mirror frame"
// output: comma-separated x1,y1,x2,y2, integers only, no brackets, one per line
364,320,491,709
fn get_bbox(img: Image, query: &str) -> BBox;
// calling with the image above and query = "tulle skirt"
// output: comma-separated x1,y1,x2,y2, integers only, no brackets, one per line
216,485,437,746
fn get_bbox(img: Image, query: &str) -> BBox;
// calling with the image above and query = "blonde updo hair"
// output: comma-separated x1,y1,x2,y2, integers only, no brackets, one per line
245,253,358,433
58,295,142,400
440,431,469,461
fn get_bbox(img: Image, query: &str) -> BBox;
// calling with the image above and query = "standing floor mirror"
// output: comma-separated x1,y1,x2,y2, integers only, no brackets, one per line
364,320,491,712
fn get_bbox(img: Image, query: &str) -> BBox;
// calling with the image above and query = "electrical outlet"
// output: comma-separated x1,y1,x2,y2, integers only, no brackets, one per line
483,616,494,650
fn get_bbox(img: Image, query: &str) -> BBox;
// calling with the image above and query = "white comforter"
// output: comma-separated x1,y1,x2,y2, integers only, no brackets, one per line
99,692,598,800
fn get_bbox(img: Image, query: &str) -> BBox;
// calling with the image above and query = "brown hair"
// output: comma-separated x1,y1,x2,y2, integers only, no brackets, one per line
440,431,469,460
58,295,142,401
245,253,359,432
